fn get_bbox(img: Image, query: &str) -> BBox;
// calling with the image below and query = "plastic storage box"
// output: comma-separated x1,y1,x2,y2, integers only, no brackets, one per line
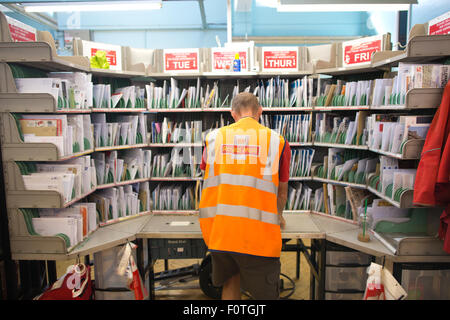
326,250,372,266
402,268,450,300
325,266,368,291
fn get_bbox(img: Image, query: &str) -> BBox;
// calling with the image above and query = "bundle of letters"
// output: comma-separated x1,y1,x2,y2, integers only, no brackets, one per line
146,78,202,109
17,114,94,156
316,79,373,107
286,182,313,211
367,156,416,202
20,204,94,248
93,84,145,109
19,156,97,204
15,72,93,110
150,117,203,144
289,148,315,177
260,114,311,143
366,114,432,154
151,184,195,211
152,147,201,178
92,113,147,148
93,149,151,186
314,112,368,146
323,149,377,185
253,76,313,108
89,182,150,222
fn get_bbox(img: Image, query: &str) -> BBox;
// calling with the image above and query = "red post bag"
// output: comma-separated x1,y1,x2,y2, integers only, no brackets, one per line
34,263,93,300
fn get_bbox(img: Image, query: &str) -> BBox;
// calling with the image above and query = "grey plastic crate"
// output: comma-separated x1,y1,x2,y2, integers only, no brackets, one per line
149,239,207,259
325,266,368,292
402,269,450,300
326,251,371,267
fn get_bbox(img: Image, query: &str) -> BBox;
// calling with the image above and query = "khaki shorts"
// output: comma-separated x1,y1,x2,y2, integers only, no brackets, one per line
210,251,281,300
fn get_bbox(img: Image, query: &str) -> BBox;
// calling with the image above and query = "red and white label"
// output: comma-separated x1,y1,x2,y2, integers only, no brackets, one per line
428,11,450,35
342,35,383,67
262,47,298,71
5,16,36,42
82,40,122,70
91,48,117,66
163,49,199,72
212,49,248,72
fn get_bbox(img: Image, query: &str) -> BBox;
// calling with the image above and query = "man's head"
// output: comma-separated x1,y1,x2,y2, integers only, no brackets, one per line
230,92,263,122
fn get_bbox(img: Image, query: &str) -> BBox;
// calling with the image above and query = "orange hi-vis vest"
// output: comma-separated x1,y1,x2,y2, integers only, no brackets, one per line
199,117,286,258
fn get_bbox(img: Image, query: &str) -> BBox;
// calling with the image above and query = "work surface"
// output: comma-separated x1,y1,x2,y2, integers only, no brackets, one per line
66,211,450,264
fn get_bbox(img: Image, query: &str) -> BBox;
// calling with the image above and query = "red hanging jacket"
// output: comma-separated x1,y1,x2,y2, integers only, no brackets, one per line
413,81,450,253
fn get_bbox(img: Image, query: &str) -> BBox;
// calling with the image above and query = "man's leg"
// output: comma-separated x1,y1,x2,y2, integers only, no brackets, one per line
221,273,241,300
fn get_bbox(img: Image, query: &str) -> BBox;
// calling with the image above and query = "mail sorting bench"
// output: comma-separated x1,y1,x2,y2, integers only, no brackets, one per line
135,212,328,300
134,212,450,300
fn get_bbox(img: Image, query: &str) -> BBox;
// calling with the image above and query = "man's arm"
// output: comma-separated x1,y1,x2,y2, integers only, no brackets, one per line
277,140,291,229
277,181,288,229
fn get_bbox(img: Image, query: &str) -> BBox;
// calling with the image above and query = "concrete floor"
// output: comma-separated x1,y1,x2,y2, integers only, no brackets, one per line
55,239,312,300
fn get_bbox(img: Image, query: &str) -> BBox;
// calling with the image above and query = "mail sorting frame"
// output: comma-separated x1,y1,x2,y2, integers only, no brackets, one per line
1,21,449,297
135,213,328,300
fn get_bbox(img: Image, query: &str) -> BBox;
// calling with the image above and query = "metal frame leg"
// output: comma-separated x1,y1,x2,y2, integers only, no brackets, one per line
46,260,57,284
146,239,155,300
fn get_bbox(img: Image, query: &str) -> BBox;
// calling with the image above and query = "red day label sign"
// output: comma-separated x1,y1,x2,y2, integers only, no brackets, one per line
263,50,297,70
213,51,247,71
8,23,36,42
91,48,117,66
343,39,382,66
164,52,198,71
429,16,450,35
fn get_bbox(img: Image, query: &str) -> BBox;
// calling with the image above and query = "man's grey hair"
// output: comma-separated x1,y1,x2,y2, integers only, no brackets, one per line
231,92,260,115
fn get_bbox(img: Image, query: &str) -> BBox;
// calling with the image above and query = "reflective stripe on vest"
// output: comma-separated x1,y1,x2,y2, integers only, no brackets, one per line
203,173,277,195
199,204,280,225
262,129,281,180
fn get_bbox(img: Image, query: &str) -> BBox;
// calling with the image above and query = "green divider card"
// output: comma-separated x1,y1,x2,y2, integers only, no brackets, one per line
55,233,71,248
99,136,104,147
336,205,346,217
69,89,76,109
84,138,91,150
12,113,24,141
394,187,406,202
118,98,125,109
57,96,63,109
330,167,336,180
385,183,393,198
342,170,349,182
126,99,132,109
376,179,382,192
108,205,113,220
71,187,76,200
136,132,143,144
139,202,143,212
73,142,80,153
348,170,355,183
107,170,114,184
374,209,428,233
21,209,37,235
16,162,27,175
125,169,131,181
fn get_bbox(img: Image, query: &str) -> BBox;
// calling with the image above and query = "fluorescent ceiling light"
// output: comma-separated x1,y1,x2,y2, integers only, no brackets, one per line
24,1,162,12
277,0,415,12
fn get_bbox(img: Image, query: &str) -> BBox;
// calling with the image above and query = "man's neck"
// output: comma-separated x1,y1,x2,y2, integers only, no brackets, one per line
235,114,258,122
